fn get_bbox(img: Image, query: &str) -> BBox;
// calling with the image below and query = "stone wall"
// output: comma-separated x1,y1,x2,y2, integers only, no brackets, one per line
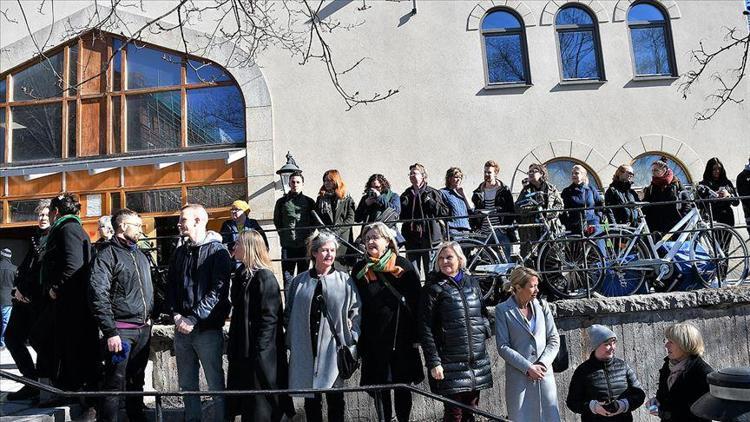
149,287,750,421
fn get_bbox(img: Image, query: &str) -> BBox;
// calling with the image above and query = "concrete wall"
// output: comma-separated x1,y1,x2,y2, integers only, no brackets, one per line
149,286,750,421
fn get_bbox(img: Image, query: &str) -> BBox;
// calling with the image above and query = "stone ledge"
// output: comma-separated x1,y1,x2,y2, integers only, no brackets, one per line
552,286,750,318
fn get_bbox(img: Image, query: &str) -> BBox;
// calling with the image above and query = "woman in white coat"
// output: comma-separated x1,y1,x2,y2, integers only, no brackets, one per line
495,267,561,422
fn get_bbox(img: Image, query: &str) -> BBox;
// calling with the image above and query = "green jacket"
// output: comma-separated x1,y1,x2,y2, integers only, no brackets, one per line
274,192,316,248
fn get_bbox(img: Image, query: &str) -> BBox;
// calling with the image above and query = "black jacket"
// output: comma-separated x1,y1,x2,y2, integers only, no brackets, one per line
314,194,356,263
643,180,685,234
88,237,155,338
605,181,640,226
419,271,493,395
0,257,17,307
655,355,713,422
566,353,646,422
470,180,516,230
14,230,46,301
400,185,449,245
737,167,750,216
220,218,268,251
698,179,739,226
40,216,92,298
166,237,232,330
351,256,424,385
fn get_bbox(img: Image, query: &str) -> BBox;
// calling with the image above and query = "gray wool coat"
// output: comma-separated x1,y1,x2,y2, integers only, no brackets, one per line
285,269,361,393
495,296,561,422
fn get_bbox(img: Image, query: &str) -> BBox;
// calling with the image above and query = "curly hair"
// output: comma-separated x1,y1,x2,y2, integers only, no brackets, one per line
363,174,391,194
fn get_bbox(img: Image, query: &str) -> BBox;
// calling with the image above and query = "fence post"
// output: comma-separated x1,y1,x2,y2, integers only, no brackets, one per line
154,395,163,422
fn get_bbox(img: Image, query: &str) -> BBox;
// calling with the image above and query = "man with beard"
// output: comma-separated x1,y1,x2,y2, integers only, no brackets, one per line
88,208,154,422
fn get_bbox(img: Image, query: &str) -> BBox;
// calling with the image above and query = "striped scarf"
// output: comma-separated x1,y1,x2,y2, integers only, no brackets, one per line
356,249,404,282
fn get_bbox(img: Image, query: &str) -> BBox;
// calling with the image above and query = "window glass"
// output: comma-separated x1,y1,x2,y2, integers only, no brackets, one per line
556,7,594,26
126,189,182,214
69,44,78,95
126,43,181,89
485,34,527,83
631,154,690,188
631,27,671,75
187,60,232,84
13,53,64,101
0,109,5,163
10,199,41,222
482,10,522,30
112,97,121,153
11,104,62,162
68,101,77,158
186,86,245,146
110,192,122,213
126,91,181,152
628,3,665,22
558,31,600,79
545,160,601,192
0,79,6,103
187,183,247,209
113,39,122,91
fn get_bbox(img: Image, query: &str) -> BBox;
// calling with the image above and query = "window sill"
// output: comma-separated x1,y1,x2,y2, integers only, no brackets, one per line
558,79,606,86
484,83,533,90
631,75,678,82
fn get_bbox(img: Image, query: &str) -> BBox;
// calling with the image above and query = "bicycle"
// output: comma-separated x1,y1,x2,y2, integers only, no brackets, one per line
593,185,749,297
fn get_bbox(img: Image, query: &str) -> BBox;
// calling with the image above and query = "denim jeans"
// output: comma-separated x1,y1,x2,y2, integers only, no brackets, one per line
174,328,225,422
0,305,12,347
100,325,151,422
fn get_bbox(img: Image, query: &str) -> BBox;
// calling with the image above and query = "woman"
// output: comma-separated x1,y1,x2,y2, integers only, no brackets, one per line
354,174,404,244
420,241,493,421
566,325,646,422
516,163,564,256
495,267,561,422
605,164,640,226
440,167,473,237
648,322,713,422
351,222,424,422
315,170,356,270
285,231,361,422
220,200,268,250
227,230,293,421
561,165,604,235
643,159,685,235
699,157,739,226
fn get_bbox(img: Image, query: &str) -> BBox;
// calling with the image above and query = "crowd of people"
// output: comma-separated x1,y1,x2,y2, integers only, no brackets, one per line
0,153,747,422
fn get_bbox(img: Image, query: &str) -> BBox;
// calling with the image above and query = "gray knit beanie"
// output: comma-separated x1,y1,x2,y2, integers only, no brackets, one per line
589,324,617,351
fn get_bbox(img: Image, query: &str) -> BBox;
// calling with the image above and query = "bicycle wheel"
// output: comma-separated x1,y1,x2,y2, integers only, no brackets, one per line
432,238,504,304
693,224,749,287
537,235,604,299
595,227,651,297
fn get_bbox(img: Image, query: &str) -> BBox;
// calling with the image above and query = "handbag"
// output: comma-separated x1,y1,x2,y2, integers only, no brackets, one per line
320,295,360,380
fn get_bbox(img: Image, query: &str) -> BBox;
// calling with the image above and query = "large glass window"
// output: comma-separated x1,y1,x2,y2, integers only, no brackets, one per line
545,159,601,192
555,6,605,81
481,9,531,86
9,199,41,222
627,3,676,77
631,153,690,188
187,183,247,209
0,32,245,164
126,189,182,214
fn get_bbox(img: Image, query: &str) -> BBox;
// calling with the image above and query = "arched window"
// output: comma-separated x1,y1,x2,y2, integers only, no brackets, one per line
481,8,531,86
0,32,245,164
627,2,677,77
544,158,602,192
631,153,691,188
554,5,605,81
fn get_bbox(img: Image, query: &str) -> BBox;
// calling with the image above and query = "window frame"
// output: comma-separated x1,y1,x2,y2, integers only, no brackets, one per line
631,151,692,189
480,7,532,89
544,157,603,191
626,1,678,79
553,5,607,83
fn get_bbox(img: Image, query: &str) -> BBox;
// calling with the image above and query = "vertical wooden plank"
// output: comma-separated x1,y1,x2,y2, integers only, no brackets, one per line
121,41,127,153
61,45,70,159
106,39,113,154
180,61,187,148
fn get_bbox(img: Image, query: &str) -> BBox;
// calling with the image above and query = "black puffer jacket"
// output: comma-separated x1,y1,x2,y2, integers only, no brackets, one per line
605,181,640,226
419,271,493,395
166,238,232,330
655,355,713,422
566,353,646,422
88,237,154,338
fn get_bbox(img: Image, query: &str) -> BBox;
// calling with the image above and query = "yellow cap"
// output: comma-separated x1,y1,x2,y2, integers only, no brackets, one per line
231,200,250,212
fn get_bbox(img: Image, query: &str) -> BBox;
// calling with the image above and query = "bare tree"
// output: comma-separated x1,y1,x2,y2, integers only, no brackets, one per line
3,0,399,110
679,25,749,121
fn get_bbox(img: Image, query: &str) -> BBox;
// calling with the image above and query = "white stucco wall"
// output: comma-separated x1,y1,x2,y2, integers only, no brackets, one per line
1,0,748,216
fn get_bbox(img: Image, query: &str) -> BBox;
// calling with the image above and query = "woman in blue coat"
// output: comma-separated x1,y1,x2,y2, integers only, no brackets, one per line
495,266,561,422
561,165,603,235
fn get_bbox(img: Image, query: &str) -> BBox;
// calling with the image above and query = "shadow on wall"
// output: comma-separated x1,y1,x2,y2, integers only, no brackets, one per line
623,78,679,89
476,85,533,96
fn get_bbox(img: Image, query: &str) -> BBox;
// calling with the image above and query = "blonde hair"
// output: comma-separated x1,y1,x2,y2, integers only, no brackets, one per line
235,230,272,275
361,222,399,256
503,266,540,293
665,322,705,356
572,164,589,185
432,241,467,273
444,167,464,187
612,164,634,183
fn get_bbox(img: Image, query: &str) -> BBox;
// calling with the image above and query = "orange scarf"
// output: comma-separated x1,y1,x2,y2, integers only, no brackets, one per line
359,250,404,282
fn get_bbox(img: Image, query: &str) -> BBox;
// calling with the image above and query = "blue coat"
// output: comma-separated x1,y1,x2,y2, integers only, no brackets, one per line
495,296,561,422
561,183,603,234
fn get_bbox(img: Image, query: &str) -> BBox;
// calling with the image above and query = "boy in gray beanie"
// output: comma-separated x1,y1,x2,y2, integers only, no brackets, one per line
566,324,645,421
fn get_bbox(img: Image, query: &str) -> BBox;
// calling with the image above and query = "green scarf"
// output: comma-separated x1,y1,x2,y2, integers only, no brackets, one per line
356,249,404,282
38,214,82,286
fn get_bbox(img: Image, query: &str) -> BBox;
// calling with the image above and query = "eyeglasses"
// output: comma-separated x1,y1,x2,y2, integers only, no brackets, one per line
124,222,143,229
527,169,540,175
625,171,635,176
364,234,383,242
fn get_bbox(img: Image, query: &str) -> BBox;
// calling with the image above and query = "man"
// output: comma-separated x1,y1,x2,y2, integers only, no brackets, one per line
0,248,16,350
400,163,449,276
41,193,99,407
737,156,750,237
273,170,315,285
88,208,154,422
167,204,232,422
6,200,50,402
471,160,516,259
